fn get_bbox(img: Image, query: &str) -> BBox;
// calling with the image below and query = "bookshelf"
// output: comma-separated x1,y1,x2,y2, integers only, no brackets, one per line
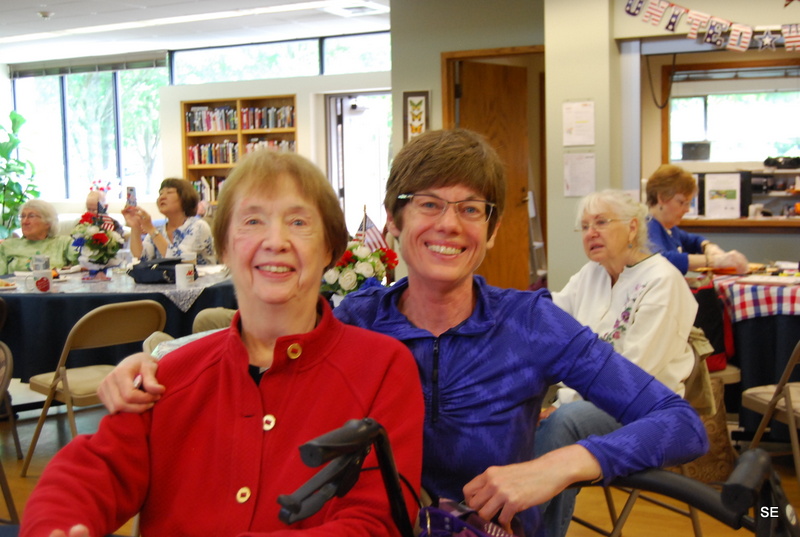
181,95,297,203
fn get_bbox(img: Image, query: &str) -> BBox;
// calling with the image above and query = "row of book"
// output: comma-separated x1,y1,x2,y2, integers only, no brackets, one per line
188,139,298,166
187,141,238,165
192,176,225,204
186,106,237,132
186,105,296,133
243,139,296,154
241,106,295,130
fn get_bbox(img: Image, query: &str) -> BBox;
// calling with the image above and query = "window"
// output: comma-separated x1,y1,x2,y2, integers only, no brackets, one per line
13,76,65,197
172,40,320,85
323,33,391,74
667,62,800,163
13,65,169,201
172,32,390,84
10,31,389,200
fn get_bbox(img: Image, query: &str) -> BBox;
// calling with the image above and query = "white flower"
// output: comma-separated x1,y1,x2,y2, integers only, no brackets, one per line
373,259,386,279
352,244,371,259
323,268,340,285
354,260,375,278
338,268,358,291
87,225,101,235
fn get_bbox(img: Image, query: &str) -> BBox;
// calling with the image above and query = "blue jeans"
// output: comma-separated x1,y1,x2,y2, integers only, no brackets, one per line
535,400,621,537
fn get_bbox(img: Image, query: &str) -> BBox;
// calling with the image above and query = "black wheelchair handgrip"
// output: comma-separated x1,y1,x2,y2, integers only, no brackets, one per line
721,448,772,514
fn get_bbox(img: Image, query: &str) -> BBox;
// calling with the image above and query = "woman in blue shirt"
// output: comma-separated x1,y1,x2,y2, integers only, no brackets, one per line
646,164,748,274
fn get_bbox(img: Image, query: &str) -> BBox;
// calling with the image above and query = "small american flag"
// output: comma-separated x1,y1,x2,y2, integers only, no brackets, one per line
355,214,388,250
97,214,117,232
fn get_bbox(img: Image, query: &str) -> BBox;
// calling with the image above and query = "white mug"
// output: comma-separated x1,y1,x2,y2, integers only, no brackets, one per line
25,269,53,293
175,263,195,289
748,203,764,218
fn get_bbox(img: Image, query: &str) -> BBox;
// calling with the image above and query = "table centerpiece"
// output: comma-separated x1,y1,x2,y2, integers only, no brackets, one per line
321,241,398,304
70,212,125,281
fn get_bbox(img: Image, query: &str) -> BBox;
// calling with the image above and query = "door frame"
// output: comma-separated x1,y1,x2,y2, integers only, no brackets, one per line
441,46,544,127
441,46,548,284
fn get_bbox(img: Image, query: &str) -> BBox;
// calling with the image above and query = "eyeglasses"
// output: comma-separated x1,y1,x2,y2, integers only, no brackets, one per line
19,213,42,220
397,193,496,223
672,196,693,208
576,218,626,233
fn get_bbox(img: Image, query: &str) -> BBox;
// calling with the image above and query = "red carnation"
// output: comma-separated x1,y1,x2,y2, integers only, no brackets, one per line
378,248,399,269
336,250,354,267
79,212,95,224
91,232,109,245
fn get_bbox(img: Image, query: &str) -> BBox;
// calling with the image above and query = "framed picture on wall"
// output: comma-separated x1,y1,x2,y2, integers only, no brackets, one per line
403,91,429,144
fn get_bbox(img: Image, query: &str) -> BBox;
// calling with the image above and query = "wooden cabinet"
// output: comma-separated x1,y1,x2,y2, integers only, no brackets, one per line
181,95,296,202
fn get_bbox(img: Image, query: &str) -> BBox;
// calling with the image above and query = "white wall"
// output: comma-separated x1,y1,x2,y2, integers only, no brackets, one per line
159,71,391,179
0,65,11,118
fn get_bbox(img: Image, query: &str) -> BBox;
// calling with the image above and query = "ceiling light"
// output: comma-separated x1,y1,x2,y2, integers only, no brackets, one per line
322,1,390,18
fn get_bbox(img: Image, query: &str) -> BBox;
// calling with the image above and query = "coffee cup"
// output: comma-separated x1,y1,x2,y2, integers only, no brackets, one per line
25,269,53,293
175,263,195,289
748,203,764,218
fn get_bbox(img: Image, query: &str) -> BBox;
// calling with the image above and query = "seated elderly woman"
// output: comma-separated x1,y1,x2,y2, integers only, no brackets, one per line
0,199,78,274
646,164,748,274
122,178,216,265
536,189,699,537
19,150,424,537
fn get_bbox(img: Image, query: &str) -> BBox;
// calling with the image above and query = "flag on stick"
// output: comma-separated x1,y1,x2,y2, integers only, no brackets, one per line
356,211,388,250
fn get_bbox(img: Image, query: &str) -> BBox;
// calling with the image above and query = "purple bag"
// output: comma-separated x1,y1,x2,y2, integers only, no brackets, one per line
418,499,521,537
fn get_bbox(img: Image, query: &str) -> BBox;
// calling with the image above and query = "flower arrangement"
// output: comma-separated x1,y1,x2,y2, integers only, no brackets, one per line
321,241,399,296
71,212,125,278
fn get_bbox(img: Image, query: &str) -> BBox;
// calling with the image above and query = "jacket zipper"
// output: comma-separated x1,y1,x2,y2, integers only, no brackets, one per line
431,338,440,423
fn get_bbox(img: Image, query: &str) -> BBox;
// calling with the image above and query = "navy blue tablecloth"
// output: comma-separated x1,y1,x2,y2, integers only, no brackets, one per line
729,315,800,436
0,279,236,382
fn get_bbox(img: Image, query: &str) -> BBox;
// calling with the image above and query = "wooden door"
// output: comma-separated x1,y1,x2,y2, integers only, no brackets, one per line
457,60,530,290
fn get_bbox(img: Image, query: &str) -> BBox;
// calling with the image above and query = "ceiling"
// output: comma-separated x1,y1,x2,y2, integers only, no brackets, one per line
0,0,391,66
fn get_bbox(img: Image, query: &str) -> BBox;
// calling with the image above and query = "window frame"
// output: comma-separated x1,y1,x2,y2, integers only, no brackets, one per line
660,57,800,163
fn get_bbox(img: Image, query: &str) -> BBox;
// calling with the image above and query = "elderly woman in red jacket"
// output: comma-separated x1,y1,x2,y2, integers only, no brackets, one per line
20,150,424,537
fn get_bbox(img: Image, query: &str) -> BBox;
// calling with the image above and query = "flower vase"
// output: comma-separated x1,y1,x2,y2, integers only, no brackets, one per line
79,256,111,282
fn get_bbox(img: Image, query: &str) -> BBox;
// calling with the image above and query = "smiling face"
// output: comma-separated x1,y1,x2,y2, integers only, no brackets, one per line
580,208,636,270
223,175,331,313
19,208,50,241
387,184,498,290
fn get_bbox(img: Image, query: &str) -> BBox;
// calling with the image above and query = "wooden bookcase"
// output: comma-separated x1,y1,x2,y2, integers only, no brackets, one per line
181,95,296,202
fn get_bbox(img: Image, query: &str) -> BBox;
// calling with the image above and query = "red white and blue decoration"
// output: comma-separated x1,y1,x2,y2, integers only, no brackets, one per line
624,1,800,53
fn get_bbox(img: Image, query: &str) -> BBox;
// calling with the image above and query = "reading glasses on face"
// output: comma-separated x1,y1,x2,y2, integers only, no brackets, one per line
397,193,496,223
576,218,627,233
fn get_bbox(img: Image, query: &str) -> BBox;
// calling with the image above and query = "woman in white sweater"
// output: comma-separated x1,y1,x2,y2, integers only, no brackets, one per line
538,189,699,537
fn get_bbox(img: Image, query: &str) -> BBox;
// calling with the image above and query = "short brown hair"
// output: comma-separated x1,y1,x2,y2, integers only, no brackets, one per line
384,129,506,238
212,150,348,270
645,164,698,207
160,178,200,216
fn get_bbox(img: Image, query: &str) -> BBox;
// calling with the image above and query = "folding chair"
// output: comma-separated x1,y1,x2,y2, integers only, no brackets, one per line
571,328,738,537
0,298,22,461
741,338,800,484
0,341,19,524
20,300,166,477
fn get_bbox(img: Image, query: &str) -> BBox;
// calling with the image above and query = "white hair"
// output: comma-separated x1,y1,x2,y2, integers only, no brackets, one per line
575,189,650,252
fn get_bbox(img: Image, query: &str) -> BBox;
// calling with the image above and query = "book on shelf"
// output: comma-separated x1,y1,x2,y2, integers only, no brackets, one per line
239,105,295,130
193,176,227,203
186,105,237,132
